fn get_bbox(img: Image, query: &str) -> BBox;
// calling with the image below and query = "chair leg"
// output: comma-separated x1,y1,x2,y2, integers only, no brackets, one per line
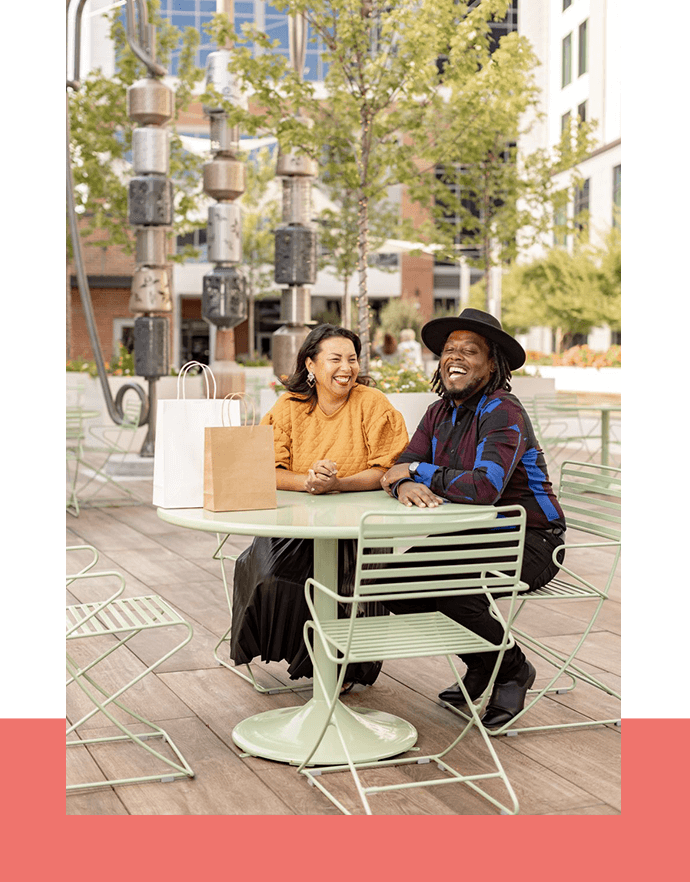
66,616,195,790
66,661,194,789
448,613,621,736
297,633,520,815
69,452,145,509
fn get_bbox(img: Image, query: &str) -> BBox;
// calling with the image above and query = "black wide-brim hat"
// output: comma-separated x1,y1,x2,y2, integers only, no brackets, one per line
421,308,526,371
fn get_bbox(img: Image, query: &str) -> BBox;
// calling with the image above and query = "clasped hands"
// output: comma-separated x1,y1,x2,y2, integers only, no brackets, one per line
380,462,445,508
305,459,339,494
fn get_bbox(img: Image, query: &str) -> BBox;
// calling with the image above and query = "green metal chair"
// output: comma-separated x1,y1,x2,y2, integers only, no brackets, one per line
445,460,621,737
66,410,87,516
212,534,313,695
532,393,600,464
297,505,529,816
67,397,145,513
66,545,195,791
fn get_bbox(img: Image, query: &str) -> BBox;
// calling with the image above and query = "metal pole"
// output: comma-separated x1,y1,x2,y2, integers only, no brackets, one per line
67,0,149,426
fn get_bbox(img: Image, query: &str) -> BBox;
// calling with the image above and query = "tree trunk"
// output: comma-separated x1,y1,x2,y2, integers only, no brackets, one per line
342,275,350,330
357,190,370,374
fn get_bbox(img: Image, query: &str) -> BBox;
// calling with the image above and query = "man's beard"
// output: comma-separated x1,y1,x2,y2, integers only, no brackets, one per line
443,376,487,403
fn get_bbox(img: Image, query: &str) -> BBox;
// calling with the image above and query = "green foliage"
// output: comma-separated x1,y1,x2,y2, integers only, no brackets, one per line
66,345,136,376
68,1,206,256
500,232,621,344
369,360,431,393
376,298,424,339
525,346,621,368
205,0,537,365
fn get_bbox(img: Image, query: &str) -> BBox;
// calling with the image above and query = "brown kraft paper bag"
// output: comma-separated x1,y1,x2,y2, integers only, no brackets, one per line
203,423,277,512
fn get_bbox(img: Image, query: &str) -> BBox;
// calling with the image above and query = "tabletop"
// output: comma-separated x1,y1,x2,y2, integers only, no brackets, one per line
157,489,496,539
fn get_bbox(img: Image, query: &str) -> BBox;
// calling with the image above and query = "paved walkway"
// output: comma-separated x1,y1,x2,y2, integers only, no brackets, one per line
65,459,620,815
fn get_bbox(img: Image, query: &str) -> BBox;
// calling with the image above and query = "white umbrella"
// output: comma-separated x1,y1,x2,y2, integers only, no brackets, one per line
178,134,278,156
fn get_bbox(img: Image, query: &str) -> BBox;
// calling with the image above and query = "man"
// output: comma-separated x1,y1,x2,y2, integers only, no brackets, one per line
380,308,565,728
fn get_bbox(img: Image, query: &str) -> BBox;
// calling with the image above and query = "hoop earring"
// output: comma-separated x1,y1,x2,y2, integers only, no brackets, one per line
307,370,315,387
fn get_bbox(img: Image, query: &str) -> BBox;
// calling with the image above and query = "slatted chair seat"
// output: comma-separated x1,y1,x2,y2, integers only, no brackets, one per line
67,595,186,639
315,610,503,661
66,545,194,792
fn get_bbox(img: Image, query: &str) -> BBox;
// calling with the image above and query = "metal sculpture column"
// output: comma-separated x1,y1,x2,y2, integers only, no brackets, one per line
125,2,173,456
271,13,317,381
201,1,247,398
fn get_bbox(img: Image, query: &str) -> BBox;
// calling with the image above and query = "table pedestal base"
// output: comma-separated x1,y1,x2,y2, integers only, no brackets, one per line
232,699,418,766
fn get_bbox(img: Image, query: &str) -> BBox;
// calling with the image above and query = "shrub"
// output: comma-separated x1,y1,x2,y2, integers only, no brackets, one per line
369,360,431,393
525,346,621,368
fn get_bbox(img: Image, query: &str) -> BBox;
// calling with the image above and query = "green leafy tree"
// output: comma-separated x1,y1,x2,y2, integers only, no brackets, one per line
498,229,621,350
68,1,207,257
204,0,529,372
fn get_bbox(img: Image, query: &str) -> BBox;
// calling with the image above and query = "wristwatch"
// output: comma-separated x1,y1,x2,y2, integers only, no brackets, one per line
408,461,421,478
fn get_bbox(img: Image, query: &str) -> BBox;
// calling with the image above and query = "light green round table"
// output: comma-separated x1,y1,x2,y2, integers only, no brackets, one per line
158,490,494,766
545,401,620,465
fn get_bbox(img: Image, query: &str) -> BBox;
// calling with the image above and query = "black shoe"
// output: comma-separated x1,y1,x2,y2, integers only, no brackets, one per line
481,660,536,730
438,667,493,708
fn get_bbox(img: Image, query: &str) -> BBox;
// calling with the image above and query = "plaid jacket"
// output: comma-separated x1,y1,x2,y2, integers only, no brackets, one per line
394,388,566,532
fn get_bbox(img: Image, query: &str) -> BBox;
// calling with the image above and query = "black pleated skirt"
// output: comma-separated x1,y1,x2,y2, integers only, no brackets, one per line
229,536,384,683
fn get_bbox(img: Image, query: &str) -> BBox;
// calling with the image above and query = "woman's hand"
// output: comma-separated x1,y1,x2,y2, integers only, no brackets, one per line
305,460,338,494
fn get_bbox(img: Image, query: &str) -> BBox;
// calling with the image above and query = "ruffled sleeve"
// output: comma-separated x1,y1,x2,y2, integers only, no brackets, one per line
364,395,410,470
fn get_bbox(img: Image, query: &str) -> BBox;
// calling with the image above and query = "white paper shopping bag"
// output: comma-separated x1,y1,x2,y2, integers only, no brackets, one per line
152,362,241,508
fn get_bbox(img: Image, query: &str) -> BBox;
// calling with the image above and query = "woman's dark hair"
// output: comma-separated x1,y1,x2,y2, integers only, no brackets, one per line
284,324,373,412
430,337,512,404
382,333,397,355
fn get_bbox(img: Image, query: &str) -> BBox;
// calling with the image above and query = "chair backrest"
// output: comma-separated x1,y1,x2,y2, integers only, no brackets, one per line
66,410,85,441
121,396,143,429
352,505,526,604
558,459,621,541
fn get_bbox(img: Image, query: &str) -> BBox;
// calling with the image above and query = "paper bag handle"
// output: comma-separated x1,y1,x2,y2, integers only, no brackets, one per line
221,393,257,427
177,361,217,400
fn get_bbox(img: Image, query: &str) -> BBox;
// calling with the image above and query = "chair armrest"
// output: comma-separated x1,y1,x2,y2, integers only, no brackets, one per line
66,544,100,583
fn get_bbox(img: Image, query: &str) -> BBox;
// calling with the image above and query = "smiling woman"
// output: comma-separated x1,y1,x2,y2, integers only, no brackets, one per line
228,324,410,687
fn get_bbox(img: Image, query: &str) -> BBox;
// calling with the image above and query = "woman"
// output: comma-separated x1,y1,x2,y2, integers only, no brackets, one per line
230,324,409,686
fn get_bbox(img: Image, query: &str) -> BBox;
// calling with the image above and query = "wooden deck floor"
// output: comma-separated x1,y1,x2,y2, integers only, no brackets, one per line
65,465,620,816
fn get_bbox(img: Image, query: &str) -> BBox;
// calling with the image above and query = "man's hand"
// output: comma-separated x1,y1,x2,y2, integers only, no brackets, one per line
380,462,415,497
380,462,445,507
396,481,445,508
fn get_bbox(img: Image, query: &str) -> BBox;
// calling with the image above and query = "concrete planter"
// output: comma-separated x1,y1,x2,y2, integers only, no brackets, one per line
66,372,206,428
522,366,621,395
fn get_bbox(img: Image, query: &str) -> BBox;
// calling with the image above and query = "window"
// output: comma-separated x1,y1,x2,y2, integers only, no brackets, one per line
561,110,572,134
612,165,621,227
176,228,208,262
574,179,590,237
562,33,572,87
553,190,568,247
577,100,587,122
563,0,572,9
578,19,588,76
